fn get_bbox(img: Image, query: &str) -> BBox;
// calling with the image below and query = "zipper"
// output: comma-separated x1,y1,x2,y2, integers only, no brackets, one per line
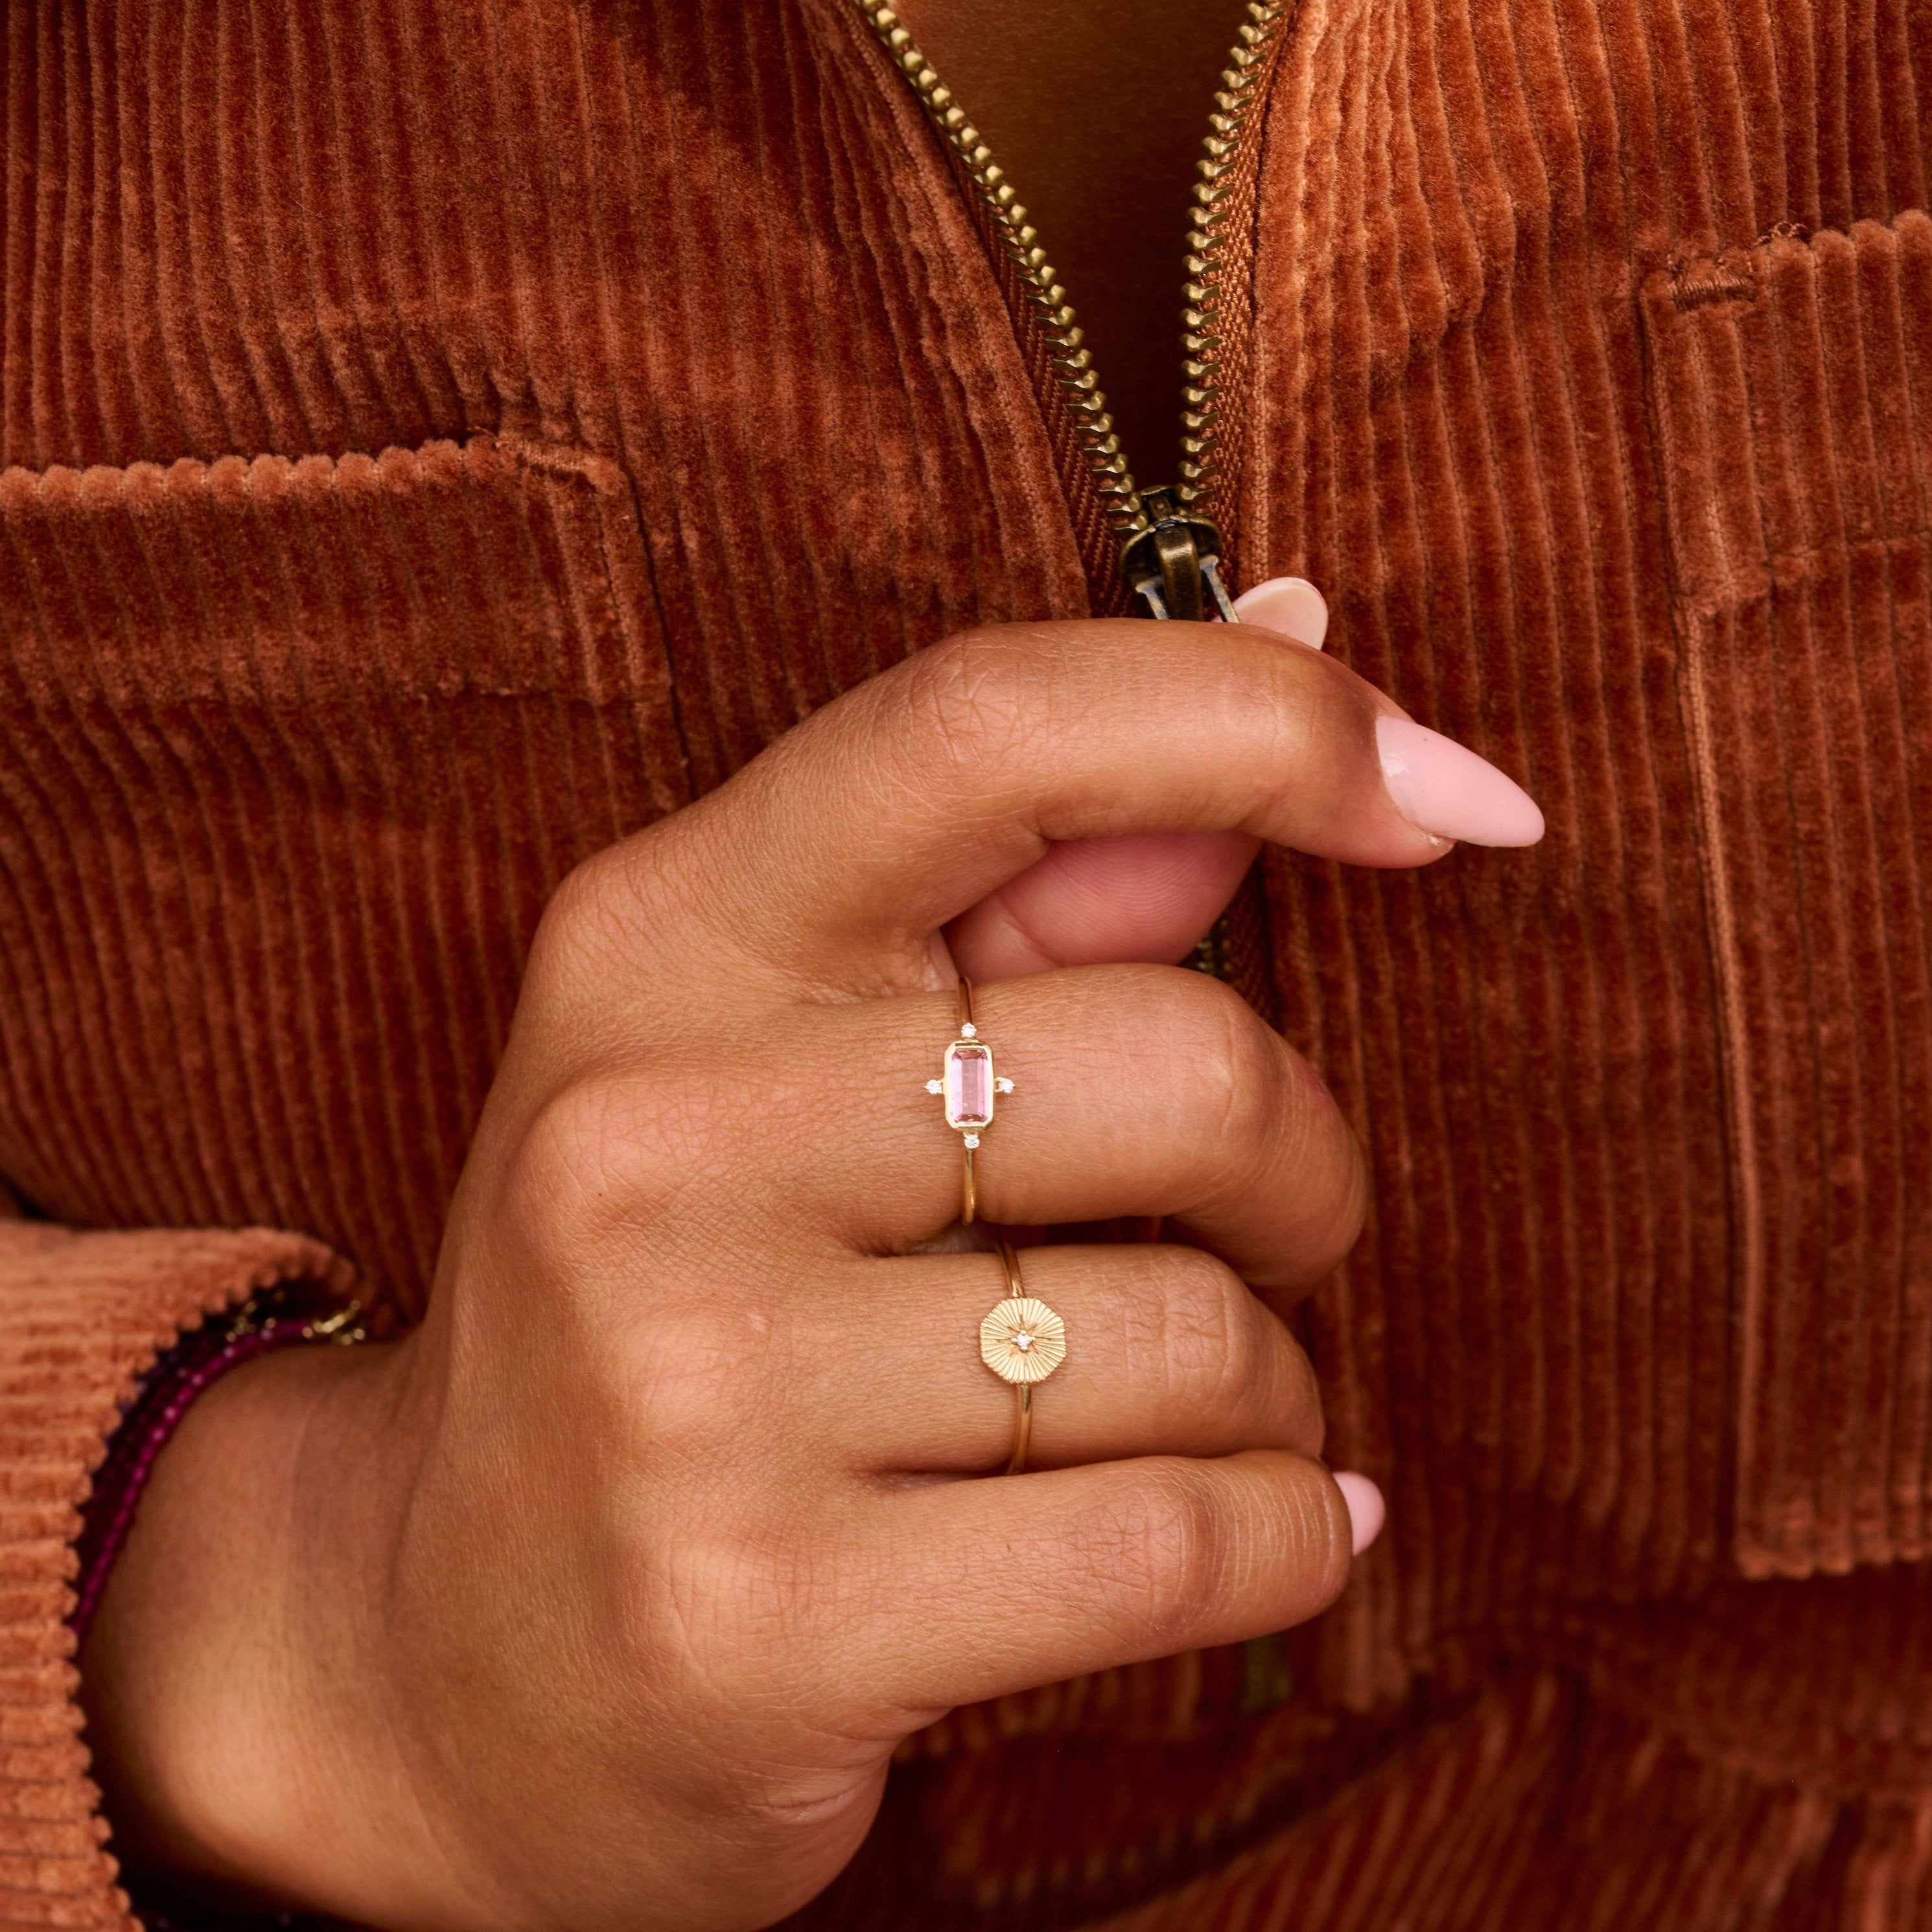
852,1,1289,620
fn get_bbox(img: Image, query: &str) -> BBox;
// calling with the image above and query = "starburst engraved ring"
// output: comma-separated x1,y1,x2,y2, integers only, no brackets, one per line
981,1243,1065,1476
924,978,1015,1225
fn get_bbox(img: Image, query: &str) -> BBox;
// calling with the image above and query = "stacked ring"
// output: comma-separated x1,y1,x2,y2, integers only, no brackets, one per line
979,1242,1066,1475
925,978,1015,1224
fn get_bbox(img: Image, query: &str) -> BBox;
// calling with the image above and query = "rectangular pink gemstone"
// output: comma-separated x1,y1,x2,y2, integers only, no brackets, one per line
944,1042,994,1130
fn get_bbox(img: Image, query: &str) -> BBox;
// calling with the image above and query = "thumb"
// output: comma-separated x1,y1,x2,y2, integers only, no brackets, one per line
945,580,1331,979
944,828,1260,977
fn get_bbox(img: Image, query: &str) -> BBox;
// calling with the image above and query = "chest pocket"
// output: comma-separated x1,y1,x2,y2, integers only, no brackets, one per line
1641,213,1932,1579
0,435,688,1312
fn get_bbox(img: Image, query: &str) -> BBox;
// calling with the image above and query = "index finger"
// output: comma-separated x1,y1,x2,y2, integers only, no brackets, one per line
627,620,1542,991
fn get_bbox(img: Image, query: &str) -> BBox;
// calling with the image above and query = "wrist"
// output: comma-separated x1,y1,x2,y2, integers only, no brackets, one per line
80,1333,458,1926
72,1298,369,1648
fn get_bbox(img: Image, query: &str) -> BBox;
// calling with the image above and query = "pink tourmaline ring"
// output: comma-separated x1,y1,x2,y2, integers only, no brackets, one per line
924,978,1016,1224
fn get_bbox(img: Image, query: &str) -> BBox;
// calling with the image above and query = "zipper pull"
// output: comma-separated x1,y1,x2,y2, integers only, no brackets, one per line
1119,487,1239,622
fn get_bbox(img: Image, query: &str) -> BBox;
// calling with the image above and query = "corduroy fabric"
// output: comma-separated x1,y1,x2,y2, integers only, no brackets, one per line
0,1223,345,1931
1,0,1930,1924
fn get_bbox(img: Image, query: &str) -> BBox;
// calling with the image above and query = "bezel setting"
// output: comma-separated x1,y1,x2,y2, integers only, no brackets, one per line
942,1038,997,1132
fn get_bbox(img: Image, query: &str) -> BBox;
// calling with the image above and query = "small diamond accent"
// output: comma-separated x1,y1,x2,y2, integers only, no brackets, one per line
995,1077,1014,1094
963,1133,981,1149
960,1021,978,1038
925,1078,943,1094
1014,1332,1033,1349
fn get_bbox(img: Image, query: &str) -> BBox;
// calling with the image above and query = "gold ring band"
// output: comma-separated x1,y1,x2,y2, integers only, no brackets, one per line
925,977,1014,1226
980,1242,1065,1476
1002,1244,1029,1472
960,981,977,1225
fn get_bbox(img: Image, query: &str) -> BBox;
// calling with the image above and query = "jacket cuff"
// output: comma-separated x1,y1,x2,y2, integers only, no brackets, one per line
0,1222,350,1931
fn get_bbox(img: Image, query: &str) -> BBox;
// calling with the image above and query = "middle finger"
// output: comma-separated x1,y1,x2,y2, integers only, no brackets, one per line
696,964,1365,1294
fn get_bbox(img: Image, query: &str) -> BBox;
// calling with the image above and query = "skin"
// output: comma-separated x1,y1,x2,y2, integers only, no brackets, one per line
80,617,1480,1929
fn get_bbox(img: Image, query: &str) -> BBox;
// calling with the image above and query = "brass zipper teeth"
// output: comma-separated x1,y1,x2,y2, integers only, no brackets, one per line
1178,1,1289,507
854,2,1290,553
853,4,1145,540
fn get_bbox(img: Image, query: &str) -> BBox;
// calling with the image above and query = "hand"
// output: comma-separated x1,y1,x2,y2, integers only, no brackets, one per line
80,610,1540,1931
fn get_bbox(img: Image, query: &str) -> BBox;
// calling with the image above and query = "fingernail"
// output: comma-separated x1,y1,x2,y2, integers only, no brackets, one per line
1333,1471,1386,1555
1375,716,1545,847
1233,575,1328,649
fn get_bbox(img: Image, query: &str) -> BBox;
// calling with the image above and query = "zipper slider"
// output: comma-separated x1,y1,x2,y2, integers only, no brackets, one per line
1120,487,1239,622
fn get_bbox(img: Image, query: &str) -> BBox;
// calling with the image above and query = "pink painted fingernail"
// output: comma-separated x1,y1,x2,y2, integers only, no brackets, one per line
1333,1471,1386,1555
1375,716,1545,848
1233,575,1329,649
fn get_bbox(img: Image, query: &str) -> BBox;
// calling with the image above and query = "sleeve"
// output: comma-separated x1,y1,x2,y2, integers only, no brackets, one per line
0,1219,349,1931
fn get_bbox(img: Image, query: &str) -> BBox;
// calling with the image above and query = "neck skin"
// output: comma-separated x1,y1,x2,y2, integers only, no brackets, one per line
890,0,1259,494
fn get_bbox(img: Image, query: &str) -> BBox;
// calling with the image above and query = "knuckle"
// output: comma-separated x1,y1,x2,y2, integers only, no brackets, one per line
1080,1465,1232,1651
527,825,690,993
495,1068,698,1261
1265,1065,1370,1293
1146,1251,1327,1456
1298,1128,1370,1280
533,840,636,962
1127,967,1369,1288
642,1498,894,1732
1152,1249,1264,1408
896,625,1056,794
1154,969,1285,1155
1275,1335,1328,1457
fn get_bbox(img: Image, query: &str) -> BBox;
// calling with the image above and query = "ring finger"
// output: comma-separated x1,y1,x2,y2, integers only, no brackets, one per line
802,1242,1325,1475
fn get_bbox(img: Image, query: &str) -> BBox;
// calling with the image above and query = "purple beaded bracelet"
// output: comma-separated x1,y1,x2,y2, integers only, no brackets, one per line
71,1291,365,1648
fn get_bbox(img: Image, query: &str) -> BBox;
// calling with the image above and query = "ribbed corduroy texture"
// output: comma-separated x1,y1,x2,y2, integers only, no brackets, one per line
1645,218,1932,1579
0,1222,343,1931
1242,0,1932,1721
1,0,1931,1925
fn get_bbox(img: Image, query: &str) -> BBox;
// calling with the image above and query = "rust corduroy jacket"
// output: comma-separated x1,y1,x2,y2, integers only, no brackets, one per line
3,0,1932,1925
